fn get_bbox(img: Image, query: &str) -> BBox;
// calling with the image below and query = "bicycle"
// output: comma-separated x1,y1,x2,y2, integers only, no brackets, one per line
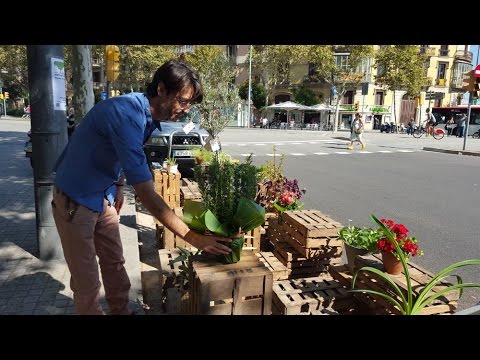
412,126,445,140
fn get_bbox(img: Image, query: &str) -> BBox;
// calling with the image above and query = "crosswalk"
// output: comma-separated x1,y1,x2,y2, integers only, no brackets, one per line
239,149,418,157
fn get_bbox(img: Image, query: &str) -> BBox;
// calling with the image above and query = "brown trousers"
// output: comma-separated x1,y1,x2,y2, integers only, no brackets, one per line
52,187,131,315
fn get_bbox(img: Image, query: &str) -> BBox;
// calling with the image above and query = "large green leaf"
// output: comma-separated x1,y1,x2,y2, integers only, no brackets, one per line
233,198,265,232
217,236,244,264
204,210,229,236
183,200,207,233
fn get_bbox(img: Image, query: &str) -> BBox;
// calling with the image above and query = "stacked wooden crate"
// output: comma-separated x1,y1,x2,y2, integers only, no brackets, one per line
180,178,202,207
270,210,343,278
189,251,273,315
152,169,181,209
271,273,352,315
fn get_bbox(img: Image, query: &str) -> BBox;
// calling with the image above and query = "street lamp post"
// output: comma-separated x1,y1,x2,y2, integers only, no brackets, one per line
247,45,253,128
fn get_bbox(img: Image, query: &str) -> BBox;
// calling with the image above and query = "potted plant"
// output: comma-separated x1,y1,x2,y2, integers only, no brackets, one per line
338,225,380,272
183,153,265,263
350,214,480,315
166,157,178,174
192,147,214,165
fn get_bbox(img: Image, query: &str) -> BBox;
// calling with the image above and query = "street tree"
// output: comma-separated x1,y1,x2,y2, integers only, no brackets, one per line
374,45,428,127
238,81,266,111
184,46,240,145
251,45,310,107
0,45,29,101
327,46,373,131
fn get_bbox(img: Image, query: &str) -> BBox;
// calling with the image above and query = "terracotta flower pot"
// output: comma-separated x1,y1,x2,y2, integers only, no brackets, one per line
344,243,369,273
381,251,403,275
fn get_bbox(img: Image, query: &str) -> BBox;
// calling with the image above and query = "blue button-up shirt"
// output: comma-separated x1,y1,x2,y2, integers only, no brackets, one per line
54,92,159,212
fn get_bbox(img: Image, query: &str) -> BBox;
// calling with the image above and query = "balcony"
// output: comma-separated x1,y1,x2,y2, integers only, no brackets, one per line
419,47,435,56
454,50,473,63
436,78,446,86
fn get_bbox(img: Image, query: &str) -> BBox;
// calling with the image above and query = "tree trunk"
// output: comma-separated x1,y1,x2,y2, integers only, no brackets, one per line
72,45,94,124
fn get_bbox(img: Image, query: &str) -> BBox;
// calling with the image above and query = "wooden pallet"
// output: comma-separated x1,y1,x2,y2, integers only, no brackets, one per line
272,274,352,315
255,252,289,280
180,178,202,206
282,210,343,238
190,252,273,315
152,169,181,209
330,254,459,315
282,221,343,249
159,207,195,250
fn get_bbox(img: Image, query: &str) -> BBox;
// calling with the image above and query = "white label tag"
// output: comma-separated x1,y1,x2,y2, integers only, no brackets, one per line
210,139,220,152
183,121,195,134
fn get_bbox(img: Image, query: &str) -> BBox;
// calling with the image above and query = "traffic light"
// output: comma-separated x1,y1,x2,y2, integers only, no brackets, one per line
462,70,475,92
4,92,9,100
106,45,120,82
353,102,359,112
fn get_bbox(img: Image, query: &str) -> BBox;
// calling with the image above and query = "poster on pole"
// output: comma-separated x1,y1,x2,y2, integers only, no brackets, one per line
51,57,66,111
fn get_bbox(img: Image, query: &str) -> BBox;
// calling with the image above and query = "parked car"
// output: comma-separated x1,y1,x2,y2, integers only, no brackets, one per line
143,113,211,178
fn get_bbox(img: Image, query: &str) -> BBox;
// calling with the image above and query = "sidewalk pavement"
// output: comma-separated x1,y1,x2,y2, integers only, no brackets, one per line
0,185,145,315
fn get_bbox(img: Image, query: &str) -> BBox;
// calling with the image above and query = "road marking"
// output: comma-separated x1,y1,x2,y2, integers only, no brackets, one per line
377,150,393,153
397,149,415,152
266,153,276,156
308,142,318,144
241,154,256,156
291,143,303,145
356,151,373,153
255,143,266,146
238,144,246,146
290,153,305,156
335,151,352,154
314,152,328,155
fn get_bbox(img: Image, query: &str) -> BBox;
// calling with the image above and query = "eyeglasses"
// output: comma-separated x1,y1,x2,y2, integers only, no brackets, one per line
175,96,193,109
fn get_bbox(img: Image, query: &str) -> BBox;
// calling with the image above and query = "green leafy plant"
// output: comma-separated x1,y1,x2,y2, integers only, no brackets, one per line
192,147,214,164
338,225,380,252
350,214,480,315
184,152,265,263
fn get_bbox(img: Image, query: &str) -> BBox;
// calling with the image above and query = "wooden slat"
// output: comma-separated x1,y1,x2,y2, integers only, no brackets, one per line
282,221,343,249
255,252,289,280
283,210,342,238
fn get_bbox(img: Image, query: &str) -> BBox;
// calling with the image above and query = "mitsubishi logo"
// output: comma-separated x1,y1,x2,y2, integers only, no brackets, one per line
183,139,189,145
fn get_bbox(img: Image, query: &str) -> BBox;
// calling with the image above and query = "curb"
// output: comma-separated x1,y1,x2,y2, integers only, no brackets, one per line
423,147,480,157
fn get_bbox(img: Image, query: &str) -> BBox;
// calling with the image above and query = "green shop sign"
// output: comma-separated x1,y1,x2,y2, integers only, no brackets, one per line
370,106,389,113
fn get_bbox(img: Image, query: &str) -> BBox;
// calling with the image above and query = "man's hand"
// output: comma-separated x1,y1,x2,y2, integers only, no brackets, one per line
114,186,124,214
186,231,232,255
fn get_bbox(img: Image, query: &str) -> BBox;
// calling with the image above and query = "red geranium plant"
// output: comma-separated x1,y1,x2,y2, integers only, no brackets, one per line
377,218,423,260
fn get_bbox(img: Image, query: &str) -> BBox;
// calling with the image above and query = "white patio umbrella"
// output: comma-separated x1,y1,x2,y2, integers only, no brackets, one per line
266,101,311,124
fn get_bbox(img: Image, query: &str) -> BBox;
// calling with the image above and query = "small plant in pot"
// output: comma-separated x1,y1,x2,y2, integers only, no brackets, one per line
166,157,178,174
338,224,380,272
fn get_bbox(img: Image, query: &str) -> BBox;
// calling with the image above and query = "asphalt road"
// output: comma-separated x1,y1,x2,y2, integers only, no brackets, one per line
221,127,480,311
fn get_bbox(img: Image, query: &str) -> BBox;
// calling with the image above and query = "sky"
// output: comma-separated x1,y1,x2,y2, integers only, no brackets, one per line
471,45,479,66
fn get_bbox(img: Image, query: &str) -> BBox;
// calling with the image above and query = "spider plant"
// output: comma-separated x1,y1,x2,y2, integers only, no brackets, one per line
350,214,480,315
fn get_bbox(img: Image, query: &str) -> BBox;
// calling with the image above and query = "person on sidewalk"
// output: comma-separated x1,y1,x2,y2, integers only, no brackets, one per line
51,59,232,315
347,112,366,150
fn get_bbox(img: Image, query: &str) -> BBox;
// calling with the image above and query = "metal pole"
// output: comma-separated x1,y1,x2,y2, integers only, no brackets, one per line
27,45,68,260
3,98,5,116
247,45,253,128
463,91,472,150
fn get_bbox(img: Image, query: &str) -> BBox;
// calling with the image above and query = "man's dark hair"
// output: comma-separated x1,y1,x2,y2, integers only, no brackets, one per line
146,59,203,104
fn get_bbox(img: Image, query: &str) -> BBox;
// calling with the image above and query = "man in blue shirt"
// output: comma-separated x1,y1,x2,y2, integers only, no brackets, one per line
52,60,232,315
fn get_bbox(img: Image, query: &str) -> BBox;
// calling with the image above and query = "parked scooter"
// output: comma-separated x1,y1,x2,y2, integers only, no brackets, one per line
25,116,76,168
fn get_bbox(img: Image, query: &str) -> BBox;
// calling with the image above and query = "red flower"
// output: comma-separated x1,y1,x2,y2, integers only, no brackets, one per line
377,218,423,259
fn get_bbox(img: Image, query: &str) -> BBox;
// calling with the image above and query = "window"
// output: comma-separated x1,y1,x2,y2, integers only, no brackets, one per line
376,63,385,77
375,91,384,105
335,54,349,72
342,90,354,105
437,62,448,84
226,45,237,59
358,58,371,81
175,45,193,54
439,45,449,57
